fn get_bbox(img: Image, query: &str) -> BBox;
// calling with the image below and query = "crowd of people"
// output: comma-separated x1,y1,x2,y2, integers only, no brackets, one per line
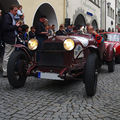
0,5,103,77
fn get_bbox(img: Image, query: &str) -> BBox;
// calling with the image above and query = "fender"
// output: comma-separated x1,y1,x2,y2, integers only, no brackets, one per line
88,45,100,59
104,44,115,62
114,43,120,56
14,44,32,61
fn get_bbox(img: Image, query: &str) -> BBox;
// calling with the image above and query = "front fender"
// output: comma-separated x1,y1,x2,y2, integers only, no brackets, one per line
104,44,115,62
88,45,101,59
14,44,32,61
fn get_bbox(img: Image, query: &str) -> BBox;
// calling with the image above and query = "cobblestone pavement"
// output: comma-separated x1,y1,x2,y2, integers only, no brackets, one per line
0,65,120,120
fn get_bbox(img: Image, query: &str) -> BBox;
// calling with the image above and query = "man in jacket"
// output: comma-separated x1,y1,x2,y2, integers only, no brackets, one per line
2,5,20,77
35,16,48,62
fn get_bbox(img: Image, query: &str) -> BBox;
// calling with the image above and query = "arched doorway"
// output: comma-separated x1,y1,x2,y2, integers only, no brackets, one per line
0,0,19,13
92,20,98,30
108,27,111,32
74,14,86,28
33,3,58,30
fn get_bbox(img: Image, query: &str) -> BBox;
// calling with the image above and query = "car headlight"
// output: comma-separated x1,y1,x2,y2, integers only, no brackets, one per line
28,39,38,50
63,39,75,51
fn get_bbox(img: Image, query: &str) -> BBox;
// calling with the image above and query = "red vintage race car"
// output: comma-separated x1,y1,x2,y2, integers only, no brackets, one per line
100,32,120,63
7,34,114,97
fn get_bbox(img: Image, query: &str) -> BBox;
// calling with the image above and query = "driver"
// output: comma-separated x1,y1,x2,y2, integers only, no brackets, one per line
87,25,104,46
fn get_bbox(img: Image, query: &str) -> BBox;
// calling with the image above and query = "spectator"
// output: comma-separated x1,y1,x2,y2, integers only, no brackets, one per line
35,16,48,47
51,24,55,33
15,5,23,21
19,24,29,46
0,9,3,72
66,25,73,34
73,26,79,33
79,26,86,34
46,25,52,36
56,24,67,36
0,10,2,43
17,5,23,16
0,9,3,55
29,26,36,39
70,24,74,30
35,16,48,62
48,24,56,36
2,5,20,77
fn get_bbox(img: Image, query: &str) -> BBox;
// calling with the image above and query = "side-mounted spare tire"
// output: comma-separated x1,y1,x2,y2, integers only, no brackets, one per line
7,50,28,88
84,53,98,97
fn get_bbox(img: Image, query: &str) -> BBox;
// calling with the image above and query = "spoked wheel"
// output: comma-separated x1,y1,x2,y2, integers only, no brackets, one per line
7,50,28,88
84,53,98,97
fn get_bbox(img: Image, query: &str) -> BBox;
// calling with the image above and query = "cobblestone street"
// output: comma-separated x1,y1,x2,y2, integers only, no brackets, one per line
0,64,120,120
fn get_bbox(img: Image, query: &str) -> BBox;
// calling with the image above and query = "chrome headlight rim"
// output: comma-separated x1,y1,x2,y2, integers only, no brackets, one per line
28,39,38,50
63,39,75,51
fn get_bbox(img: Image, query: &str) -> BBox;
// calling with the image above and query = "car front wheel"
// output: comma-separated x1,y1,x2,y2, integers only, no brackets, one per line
84,53,98,97
7,50,28,88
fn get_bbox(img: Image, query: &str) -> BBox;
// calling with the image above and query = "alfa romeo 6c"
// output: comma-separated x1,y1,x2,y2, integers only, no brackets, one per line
7,34,115,96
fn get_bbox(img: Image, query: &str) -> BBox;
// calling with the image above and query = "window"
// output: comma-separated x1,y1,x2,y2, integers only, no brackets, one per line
108,6,109,16
113,10,114,19
89,0,100,7
108,6,114,19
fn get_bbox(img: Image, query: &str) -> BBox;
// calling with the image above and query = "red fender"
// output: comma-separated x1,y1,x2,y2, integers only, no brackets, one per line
104,44,115,62
14,44,32,61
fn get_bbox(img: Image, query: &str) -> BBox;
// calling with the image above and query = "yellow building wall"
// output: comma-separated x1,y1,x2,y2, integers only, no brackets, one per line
19,0,65,28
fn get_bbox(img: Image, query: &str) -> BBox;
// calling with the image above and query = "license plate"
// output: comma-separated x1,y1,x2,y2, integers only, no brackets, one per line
38,72,64,80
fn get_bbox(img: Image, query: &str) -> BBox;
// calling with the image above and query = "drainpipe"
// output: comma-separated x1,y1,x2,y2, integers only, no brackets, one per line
100,0,102,29
115,0,117,32
105,0,107,31
64,0,66,22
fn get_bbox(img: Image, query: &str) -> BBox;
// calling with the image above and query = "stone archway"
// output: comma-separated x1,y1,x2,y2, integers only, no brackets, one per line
33,3,58,30
92,20,98,30
108,27,111,32
0,0,19,12
74,14,86,28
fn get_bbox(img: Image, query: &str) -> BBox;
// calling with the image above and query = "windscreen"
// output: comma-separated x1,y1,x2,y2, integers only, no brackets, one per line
106,34,120,42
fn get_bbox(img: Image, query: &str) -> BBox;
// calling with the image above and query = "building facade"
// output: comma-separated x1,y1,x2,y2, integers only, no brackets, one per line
66,0,101,30
18,0,66,30
101,0,117,32
116,0,120,29
1,0,119,31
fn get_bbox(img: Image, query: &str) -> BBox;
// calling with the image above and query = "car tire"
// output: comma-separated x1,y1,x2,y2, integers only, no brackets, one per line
115,56,120,64
108,57,115,72
7,50,28,88
84,53,98,97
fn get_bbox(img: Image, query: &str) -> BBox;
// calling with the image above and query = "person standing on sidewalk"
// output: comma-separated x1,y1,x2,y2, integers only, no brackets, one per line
2,5,20,77
0,9,3,72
